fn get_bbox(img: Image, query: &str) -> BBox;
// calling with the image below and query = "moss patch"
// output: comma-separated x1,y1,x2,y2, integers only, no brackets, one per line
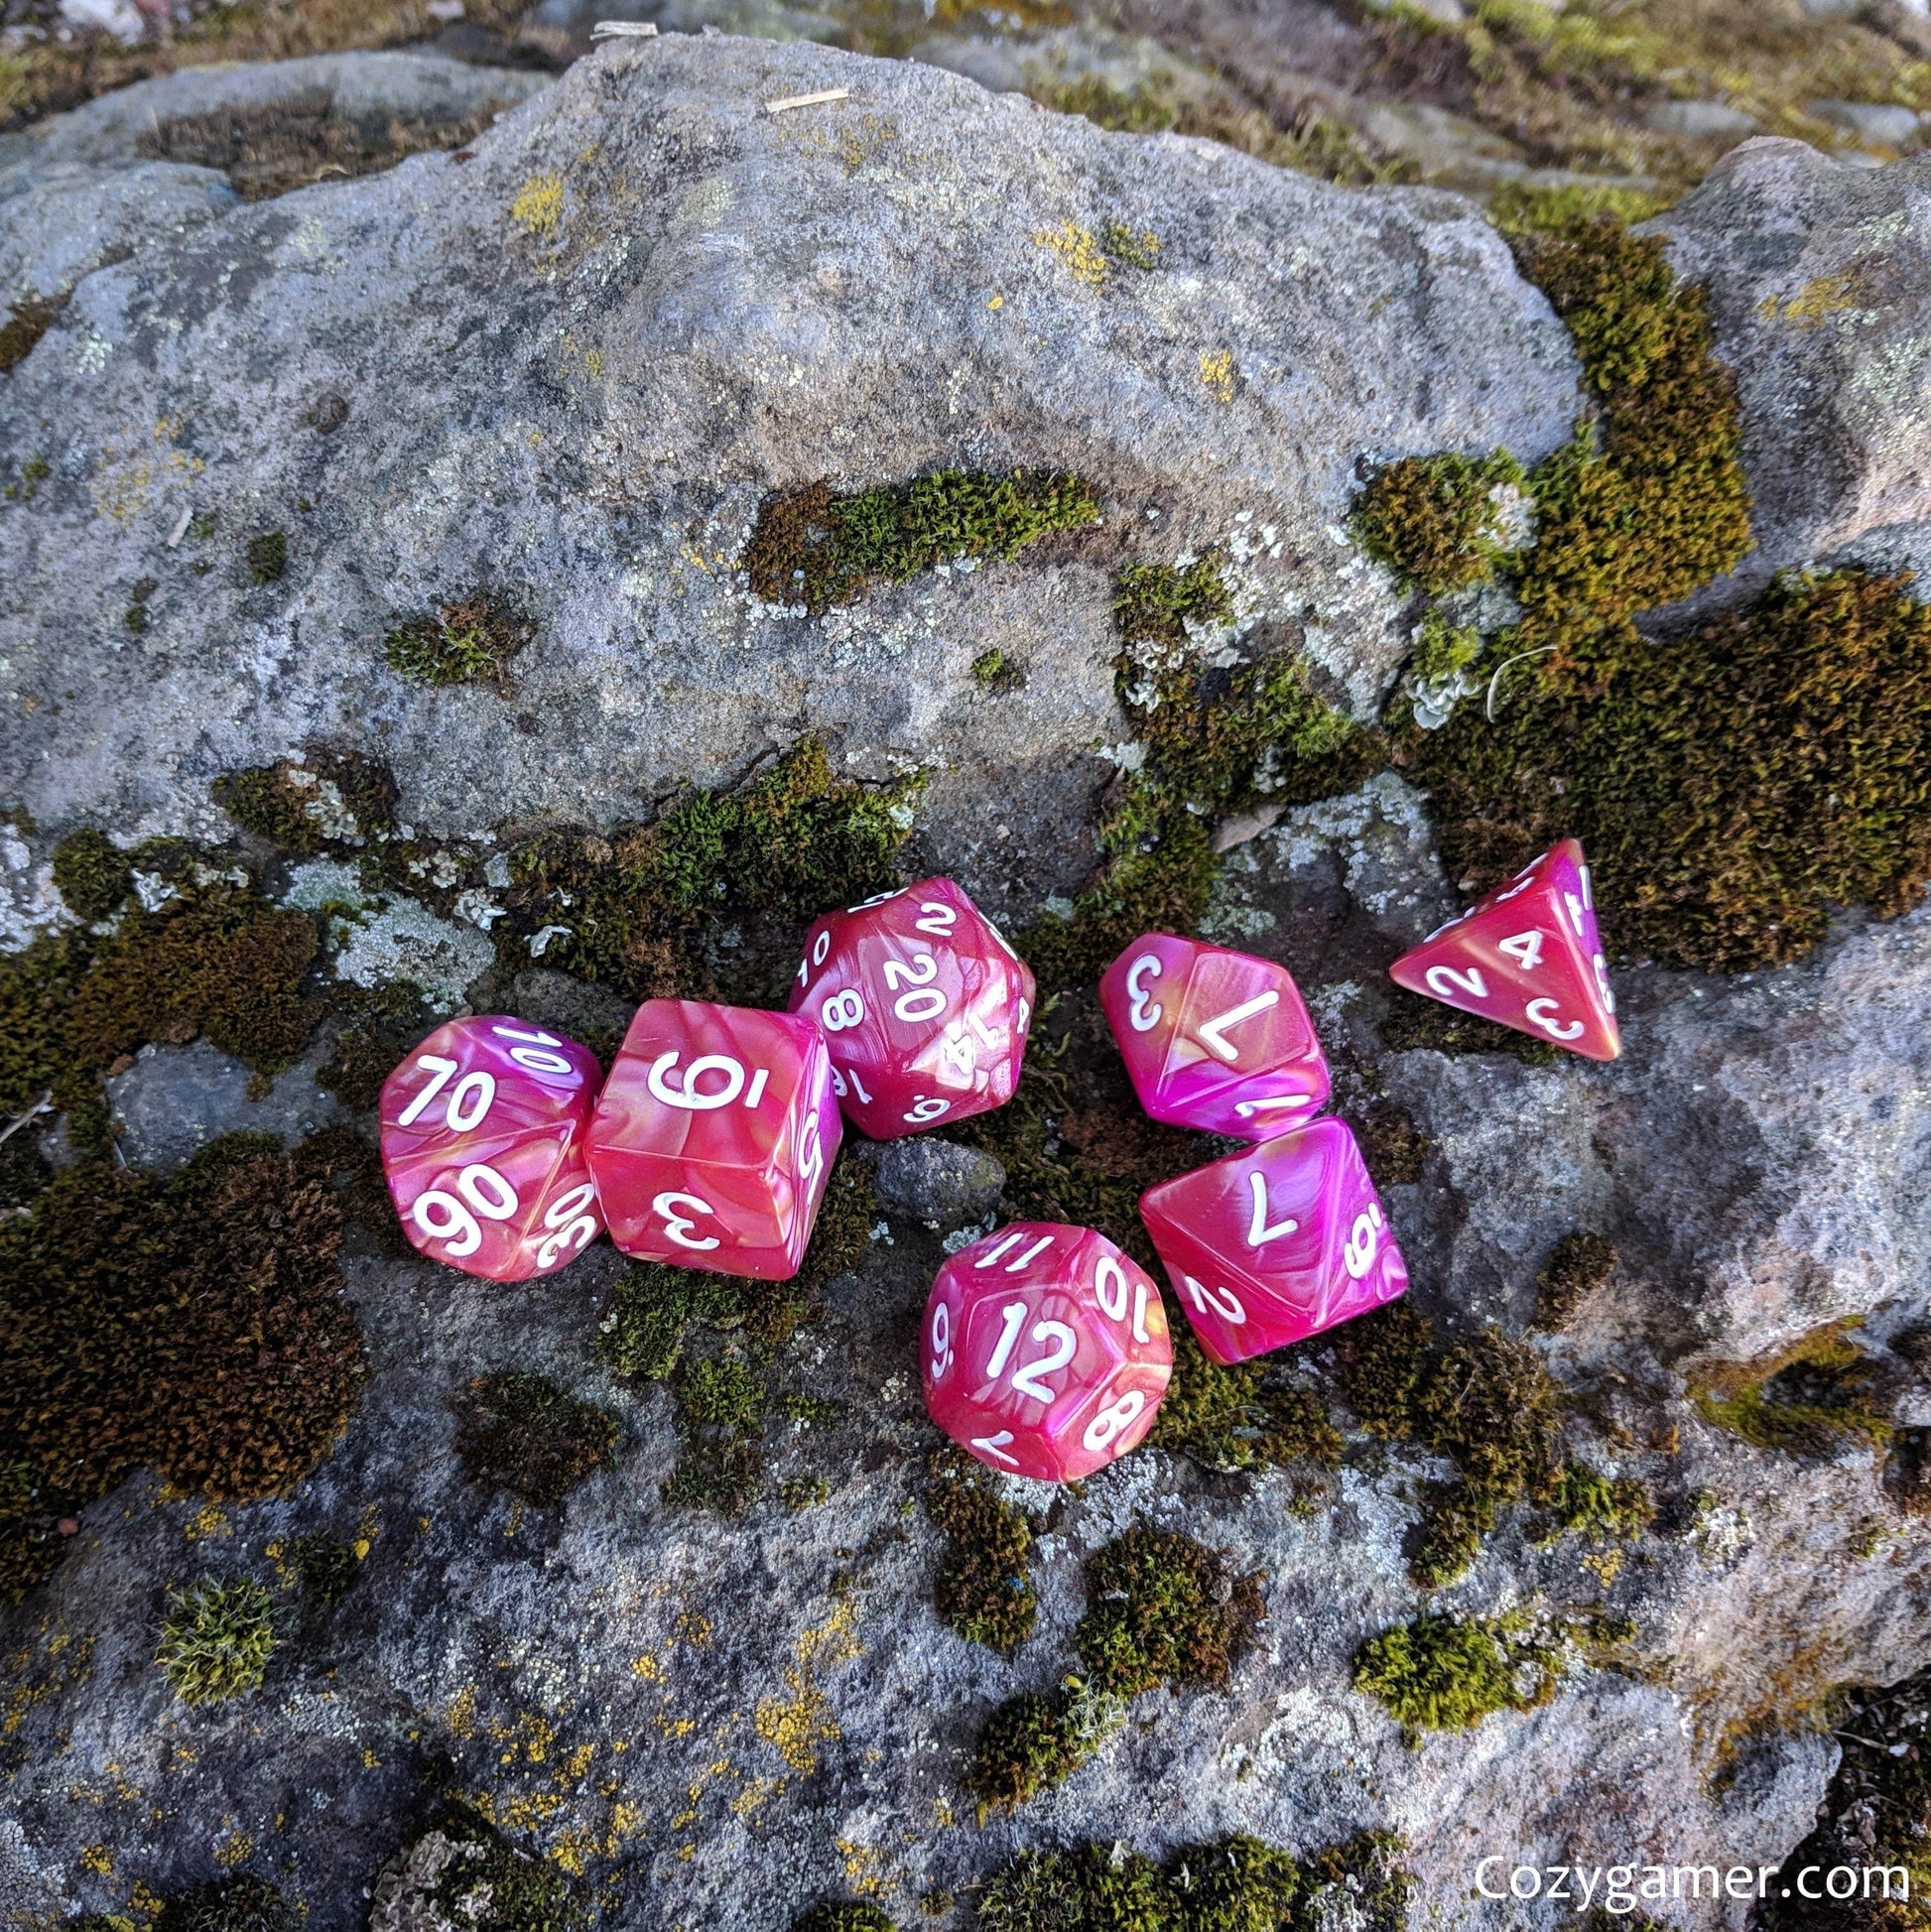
385,592,531,687
245,531,288,586
1689,1322,1891,1458
1538,1460,1655,1545
155,1577,277,1705
742,468,1098,614
1377,987,1559,1064
51,828,132,923
153,1874,301,1932
1351,451,1525,597
1075,1527,1261,1698
1534,1230,1616,1329
412,1801,587,1930
451,1372,618,1508
964,1680,1124,1816
792,1907,898,1932
925,1445,1037,1653
1,1134,366,1604
1352,1610,1561,1742
287,1530,364,1609
978,1842,1172,1932
214,749,398,853
1152,1326,1343,1476
0,290,64,373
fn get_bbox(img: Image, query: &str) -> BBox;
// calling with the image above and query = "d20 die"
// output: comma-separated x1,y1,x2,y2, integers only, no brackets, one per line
922,1221,1173,1483
1388,838,1619,1061
586,999,841,1282
1098,933,1329,1138
1138,1117,1407,1365
380,1017,605,1282
788,876,1035,1140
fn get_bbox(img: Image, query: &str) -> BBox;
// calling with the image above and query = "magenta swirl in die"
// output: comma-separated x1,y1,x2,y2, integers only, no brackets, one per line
586,998,841,1283
1138,1117,1408,1366
1389,837,1619,1062
787,876,1035,1140
1098,932,1330,1138
922,1221,1173,1483
379,1016,605,1282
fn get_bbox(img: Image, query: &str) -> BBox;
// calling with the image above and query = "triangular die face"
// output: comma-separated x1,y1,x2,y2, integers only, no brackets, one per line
1390,842,1620,1062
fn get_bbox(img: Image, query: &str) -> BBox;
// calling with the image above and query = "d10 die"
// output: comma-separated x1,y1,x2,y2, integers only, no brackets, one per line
1139,1117,1407,1365
380,1017,605,1282
586,999,841,1282
1098,933,1330,1138
788,876,1035,1140
1388,838,1619,1062
922,1222,1173,1483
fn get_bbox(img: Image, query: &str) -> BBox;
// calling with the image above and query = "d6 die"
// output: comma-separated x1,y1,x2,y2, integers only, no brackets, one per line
1139,1117,1407,1365
788,877,1034,1140
1099,933,1329,1138
586,999,841,1282
1388,838,1619,1062
922,1222,1173,1482
380,1017,604,1282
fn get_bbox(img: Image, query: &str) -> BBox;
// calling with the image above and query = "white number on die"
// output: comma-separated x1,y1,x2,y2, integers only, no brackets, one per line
654,1189,720,1251
913,901,958,938
535,1182,598,1270
1082,1388,1147,1455
1426,965,1488,1002
1246,1170,1298,1247
796,1110,825,1194
903,1095,952,1123
1343,1203,1383,1279
883,952,948,1023
398,1055,458,1127
983,1301,1078,1404
1593,954,1615,1014
974,1229,1055,1273
1525,997,1585,1041
1093,1255,1151,1344
647,1051,768,1110
820,989,866,1033
1184,1273,1247,1325
491,1024,576,1076
971,1431,1020,1467
399,1058,500,1133
410,1160,519,1259
1196,989,1279,1064
1496,930,1544,972
929,1299,954,1381
1124,955,1163,1033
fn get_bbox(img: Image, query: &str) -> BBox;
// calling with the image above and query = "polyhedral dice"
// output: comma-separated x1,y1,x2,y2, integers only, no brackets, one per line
586,999,841,1282
1138,1117,1407,1365
1388,838,1619,1062
380,1017,605,1282
1098,933,1329,1138
922,1221,1173,1482
788,877,1034,1140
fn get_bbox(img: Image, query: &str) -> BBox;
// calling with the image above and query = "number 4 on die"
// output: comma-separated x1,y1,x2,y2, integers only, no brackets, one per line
1388,838,1620,1062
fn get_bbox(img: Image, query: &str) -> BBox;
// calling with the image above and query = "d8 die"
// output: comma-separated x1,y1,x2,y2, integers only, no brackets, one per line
1098,933,1329,1138
380,1017,604,1282
788,877,1034,1140
586,999,841,1282
1388,838,1619,1062
1139,1117,1407,1365
922,1222,1173,1482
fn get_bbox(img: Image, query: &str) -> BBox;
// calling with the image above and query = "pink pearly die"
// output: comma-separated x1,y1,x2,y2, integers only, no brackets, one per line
788,876,1034,1140
380,1016,605,1282
1388,838,1620,1062
1098,932,1329,1138
1138,1117,1408,1365
586,998,841,1282
922,1222,1173,1483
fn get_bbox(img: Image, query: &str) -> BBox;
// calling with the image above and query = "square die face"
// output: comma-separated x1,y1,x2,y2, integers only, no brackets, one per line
588,1001,838,1280
380,1017,603,1281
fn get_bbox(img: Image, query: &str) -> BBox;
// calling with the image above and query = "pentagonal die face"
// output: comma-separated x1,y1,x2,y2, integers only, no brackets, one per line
586,1000,842,1283
788,877,1035,1140
1389,838,1619,1062
380,1017,605,1283
1098,933,1329,1139
1139,1118,1408,1365
922,1222,1174,1483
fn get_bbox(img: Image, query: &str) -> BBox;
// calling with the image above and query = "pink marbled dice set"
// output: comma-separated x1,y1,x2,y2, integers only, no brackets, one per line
380,844,1618,1482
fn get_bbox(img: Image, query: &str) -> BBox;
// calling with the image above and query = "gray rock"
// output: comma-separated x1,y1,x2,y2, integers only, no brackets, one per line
508,965,636,1045
104,1037,347,1170
1809,97,1923,148
864,1133,1007,1224
1652,139,1931,589
1646,98,1760,141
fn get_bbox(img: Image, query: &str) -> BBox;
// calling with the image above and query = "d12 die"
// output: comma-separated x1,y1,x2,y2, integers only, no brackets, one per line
1388,838,1619,1062
788,876,1035,1140
1139,1117,1407,1365
923,1222,1173,1482
380,1017,605,1282
586,999,841,1282
1098,933,1330,1138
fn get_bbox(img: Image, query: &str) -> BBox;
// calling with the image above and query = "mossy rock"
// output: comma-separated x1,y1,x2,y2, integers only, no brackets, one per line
1533,1230,1616,1329
50,828,132,922
1689,1321,1891,1458
964,1683,1120,1815
153,1875,300,1932
155,1577,277,1705
1351,450,1525,597
1152,1327,1342,1475
1074,1527,1260,1698
925,1446,1037,1653
791,1906,897,1932
1353,1610,1561,1741
451,1371,619,1508
977,1843,1171,1932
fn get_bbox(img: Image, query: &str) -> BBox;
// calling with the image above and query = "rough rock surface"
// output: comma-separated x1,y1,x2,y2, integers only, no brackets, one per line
862,1133,1007,1226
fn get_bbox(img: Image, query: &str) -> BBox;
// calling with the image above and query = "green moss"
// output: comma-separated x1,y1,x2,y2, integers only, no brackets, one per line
965,1680,1125,1816
977,1843,1172,1932
0,290,64,372
1336,1300,1435,1442
1408,1484,1493,1593
1352,1610,1561,1742
1114,556,1233,647
0,1128,51,1216
678,1355,762,1430
1152,1327,1342,1474
51,829,132,922
792,1906,897,1932
288,1530,363,1609
1163,1836,1300,1932
1300,1832,1410,1932
245,531,287,585
500,740,917,1000
1488,181,1672,239
1047,74,1177,133
1533,1230,1616,1329
1689,1321,1892,1458
1101,220,1162,271
1377,984,1559,1064
742,468,1098,614
1409,610,1483,686
1539,1460,1655,1544
598,1261,747,1382
924,1444,1037,1653
451,1372,618,1508
156,1576,277,1705
1352,451,1525,597
1075,1527,1260,1698
971,647,1023,693
416,1801,587,1929
1,1135,366,1604
213,750,398,853
385,592,530,686
153,1874,300,1932
1353,1100,1429,1183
